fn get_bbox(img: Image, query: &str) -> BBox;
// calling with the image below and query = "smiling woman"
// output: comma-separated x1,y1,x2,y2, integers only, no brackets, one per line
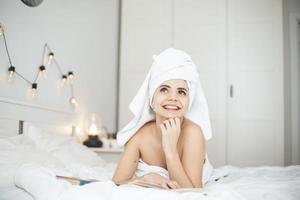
151,80,189,119
112,48,213,189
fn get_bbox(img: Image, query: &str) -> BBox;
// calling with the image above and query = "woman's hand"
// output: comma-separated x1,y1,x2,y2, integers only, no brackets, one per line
160,118,181,158
161,180,181,189
140,173,181,189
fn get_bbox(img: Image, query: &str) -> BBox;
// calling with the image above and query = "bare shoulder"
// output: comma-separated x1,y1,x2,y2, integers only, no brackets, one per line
181,118,205,144
125,120,155,147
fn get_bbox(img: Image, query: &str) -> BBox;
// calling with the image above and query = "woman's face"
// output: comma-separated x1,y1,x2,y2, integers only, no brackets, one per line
152,79,189,118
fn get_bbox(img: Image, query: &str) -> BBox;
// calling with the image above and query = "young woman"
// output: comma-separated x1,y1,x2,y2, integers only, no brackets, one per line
113,48,213,189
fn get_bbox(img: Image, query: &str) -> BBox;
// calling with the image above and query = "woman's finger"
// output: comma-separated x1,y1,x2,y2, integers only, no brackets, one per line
160,124,166,134
162,120,168,129
175,118,180,129
173,181,181,189
160,182,170,189
169,118,176,129
166,181,178,189
164,120,171,130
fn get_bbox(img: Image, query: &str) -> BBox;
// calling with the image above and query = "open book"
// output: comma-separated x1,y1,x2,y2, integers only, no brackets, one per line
128,179,166,189
128,179,206,193
56,176,98,186
57,176,207,193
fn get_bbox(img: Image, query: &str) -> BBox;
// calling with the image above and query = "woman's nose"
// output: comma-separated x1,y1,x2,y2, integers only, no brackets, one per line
168,91,178,101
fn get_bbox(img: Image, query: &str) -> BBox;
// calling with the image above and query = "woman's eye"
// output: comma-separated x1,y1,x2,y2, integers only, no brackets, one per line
160,88,168,93
178,90,187,96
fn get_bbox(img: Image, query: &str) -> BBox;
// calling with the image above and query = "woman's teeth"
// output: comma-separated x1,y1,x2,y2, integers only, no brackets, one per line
163,105,180,110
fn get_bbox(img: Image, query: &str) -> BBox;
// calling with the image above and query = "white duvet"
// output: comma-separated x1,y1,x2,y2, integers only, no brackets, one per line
14,163,300,200
1,127,300,200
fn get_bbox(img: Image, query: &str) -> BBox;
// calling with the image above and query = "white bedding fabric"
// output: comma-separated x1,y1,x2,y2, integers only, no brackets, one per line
14,163,300,200
0,125,108,200
0,126,299,200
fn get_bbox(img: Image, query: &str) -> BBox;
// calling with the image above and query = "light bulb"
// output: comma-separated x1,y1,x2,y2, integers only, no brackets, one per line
61,75,68,86
7,66,15,82
31,83,38,97
62,75,67,81
39,65,47,79
31,89,36,97
89,123,98,136
41,71,47,79
8,66,15,74
8,72,14,82
68,71,74,80
47,52,54,64
70,97,78,107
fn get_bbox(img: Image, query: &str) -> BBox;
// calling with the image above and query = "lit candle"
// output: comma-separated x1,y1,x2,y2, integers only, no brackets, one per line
89,123,98,136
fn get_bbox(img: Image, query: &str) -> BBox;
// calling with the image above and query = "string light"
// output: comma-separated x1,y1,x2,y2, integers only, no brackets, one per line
31,83,38,97
62,74,67,81
39,65,46,72
68,71,74,80
7,66,15,82
39,65,47,78
0,23,79,108
47,52,54,64
70,97,78,107
8,66,15,76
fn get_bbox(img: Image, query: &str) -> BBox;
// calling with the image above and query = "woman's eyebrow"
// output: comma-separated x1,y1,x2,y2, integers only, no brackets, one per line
178,87,188,91
159,84,171,88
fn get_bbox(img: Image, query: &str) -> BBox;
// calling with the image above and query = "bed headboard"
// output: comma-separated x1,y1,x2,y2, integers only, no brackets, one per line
0,97,80,137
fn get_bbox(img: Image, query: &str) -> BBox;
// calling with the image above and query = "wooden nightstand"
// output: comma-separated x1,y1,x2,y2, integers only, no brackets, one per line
90,148,123,163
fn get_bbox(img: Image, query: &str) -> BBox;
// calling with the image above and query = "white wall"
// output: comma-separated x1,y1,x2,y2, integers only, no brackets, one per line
1,0,298,165
0,0,119,133
283,0,300,165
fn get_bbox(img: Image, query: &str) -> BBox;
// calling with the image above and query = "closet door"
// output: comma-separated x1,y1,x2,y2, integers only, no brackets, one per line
227,0,284,166
119,0,173,129
173,0,227,166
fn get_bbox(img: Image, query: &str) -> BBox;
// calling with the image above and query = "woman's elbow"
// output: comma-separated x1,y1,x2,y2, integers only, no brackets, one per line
191,181,203,188
112,176,122,184
112,176,130,185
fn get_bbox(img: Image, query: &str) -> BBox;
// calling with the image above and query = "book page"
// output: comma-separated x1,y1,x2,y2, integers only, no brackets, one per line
128,179,165,189
127,179,207,193
173,187,206,193
56,176,97,186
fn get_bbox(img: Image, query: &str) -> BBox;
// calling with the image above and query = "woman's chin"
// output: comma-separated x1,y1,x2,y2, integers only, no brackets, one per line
158,111,184,119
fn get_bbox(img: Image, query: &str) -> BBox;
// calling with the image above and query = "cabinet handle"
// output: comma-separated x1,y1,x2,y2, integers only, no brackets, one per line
230,85,234,98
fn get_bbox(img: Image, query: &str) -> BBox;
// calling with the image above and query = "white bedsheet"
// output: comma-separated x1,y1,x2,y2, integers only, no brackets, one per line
14,163,300,200
0,186,34,200
0,129,108,200
1,131,300,200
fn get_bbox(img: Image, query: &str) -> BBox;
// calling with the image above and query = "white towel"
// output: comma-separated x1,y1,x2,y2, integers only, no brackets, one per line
135,159,170,180
135,157,213,185
117,48,212,146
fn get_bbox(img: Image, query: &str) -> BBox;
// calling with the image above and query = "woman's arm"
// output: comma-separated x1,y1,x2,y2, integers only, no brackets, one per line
112,134,140,184
161,118,205,188
112,131,178,189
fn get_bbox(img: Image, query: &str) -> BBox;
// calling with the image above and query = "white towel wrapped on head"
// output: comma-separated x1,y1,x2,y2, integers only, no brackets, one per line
117,48,212,146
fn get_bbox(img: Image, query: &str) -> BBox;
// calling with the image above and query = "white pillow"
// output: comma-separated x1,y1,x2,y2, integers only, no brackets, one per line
26,125,106,167
0,135,64,187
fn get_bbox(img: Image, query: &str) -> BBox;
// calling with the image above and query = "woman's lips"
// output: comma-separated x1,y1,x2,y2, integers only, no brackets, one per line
162,105,181,110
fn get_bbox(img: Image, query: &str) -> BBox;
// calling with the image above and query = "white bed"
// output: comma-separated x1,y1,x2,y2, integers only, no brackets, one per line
0,100,299,200
0,126,116,200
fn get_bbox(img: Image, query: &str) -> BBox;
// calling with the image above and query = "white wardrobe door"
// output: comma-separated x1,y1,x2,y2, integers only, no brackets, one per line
227,0,284,166
119,0,173,129
174,0,227,166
